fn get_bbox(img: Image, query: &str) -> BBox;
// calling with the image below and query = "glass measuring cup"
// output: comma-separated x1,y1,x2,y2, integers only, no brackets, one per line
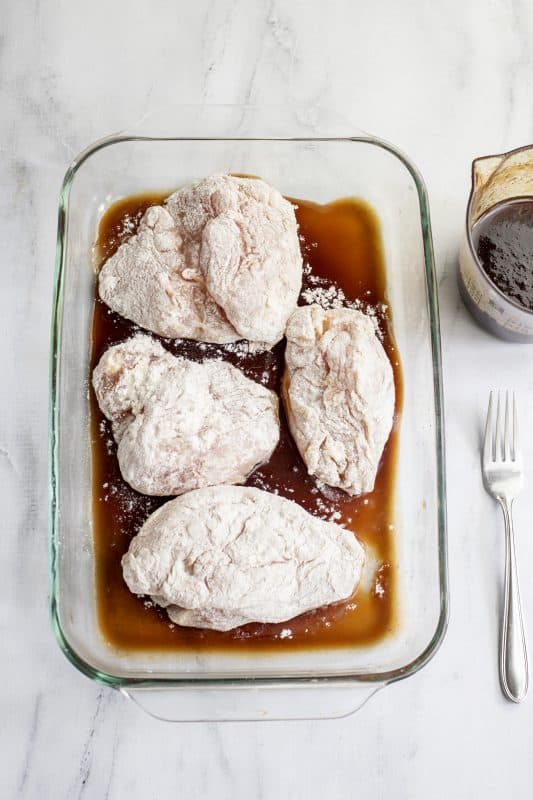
459,145,533,342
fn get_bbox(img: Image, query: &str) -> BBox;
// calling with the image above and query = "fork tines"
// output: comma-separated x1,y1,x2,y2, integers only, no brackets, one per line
484,390,518,464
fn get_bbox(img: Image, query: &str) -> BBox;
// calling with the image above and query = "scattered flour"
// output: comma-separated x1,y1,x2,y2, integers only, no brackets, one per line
278,628,293,639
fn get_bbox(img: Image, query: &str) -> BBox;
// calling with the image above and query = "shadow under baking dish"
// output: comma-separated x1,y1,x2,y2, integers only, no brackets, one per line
90,190,403,653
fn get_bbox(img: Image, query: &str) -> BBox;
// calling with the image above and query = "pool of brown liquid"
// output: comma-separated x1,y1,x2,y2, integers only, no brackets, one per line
90,188,403,652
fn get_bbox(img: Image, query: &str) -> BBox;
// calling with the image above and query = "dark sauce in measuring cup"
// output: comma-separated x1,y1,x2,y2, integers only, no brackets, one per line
472,198,533,311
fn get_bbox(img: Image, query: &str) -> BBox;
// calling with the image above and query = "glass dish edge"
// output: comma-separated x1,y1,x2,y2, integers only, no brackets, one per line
48,130,449,691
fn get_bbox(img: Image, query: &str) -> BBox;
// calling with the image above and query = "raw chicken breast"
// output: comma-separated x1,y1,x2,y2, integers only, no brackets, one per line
92,334,279,496
283,304,395,496
122,485,365,631
98,175,303,347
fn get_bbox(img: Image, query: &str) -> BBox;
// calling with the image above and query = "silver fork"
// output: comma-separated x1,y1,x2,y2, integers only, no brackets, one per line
483,390,529,702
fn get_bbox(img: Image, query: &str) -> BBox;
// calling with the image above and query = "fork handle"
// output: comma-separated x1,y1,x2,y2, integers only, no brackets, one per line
500,498,529,703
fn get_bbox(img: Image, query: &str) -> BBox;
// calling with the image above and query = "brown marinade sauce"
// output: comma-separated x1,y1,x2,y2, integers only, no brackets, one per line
90,188,403,652
472,198,533,311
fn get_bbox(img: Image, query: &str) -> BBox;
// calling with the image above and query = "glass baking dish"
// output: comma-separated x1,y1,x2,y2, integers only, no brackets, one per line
49,106,447,721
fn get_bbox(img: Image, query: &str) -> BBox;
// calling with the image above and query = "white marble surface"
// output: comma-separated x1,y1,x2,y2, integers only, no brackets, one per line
3,0,533,797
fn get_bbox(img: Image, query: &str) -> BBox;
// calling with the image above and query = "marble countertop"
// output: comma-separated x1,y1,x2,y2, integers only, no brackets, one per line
3,0,533,797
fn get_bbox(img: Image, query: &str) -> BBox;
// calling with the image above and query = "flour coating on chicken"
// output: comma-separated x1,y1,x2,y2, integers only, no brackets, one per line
92,335,279,495
283,304,395,496
98,175,302,346
122,485,365,631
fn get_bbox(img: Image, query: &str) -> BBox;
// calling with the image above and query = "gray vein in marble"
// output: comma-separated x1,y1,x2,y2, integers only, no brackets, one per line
506,0,533,140
17,693,42,796
15,426,39,585
201,0,238,102
267,3,332,113
243,44,263,107
210,722,232,780
67,689,107,800
0,444,18,475
243,1,288,106
13,159,38,295
102,707,119,800
267,6,298,74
